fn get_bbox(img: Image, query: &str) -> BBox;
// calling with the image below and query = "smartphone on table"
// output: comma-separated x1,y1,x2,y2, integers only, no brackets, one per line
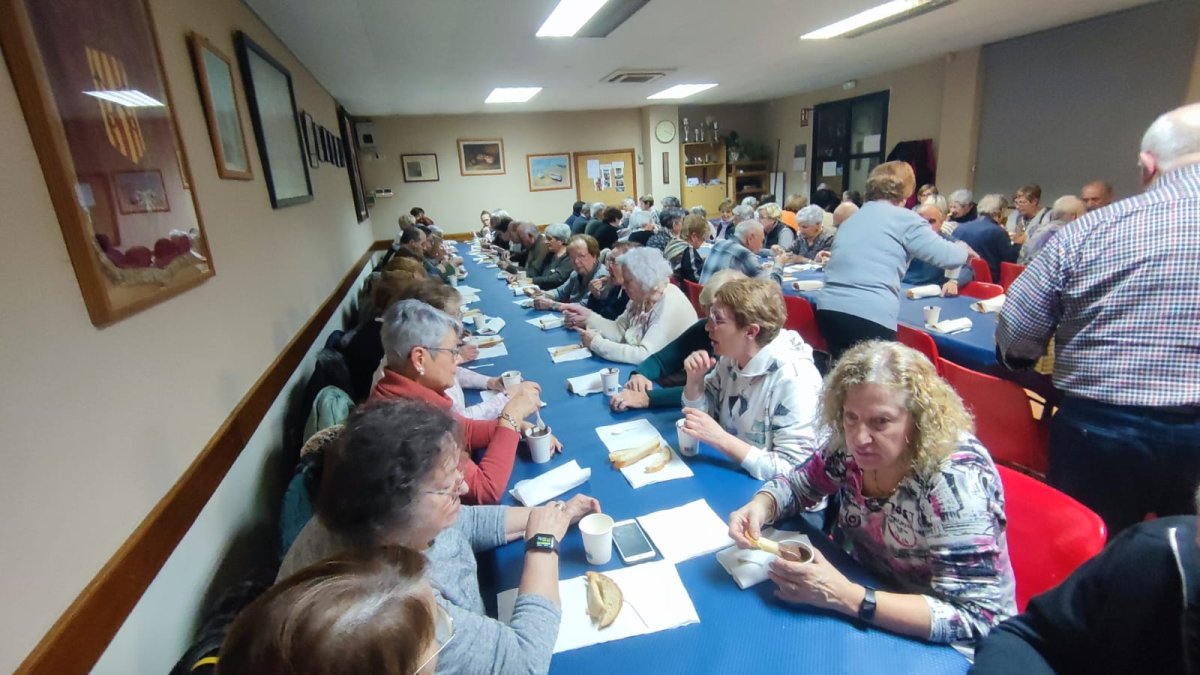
612,519,657,564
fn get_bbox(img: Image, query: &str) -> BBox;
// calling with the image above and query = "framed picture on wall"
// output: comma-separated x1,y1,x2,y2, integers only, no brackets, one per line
526,152,572,191
401,153,439,182
234,31,313,208
337,105,368,222
300,111,319,169
457,138,505,176
186,32,253,180
0,0,216,327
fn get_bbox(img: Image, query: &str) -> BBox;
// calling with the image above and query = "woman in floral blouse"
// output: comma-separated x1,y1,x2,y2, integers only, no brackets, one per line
728,340,1016,651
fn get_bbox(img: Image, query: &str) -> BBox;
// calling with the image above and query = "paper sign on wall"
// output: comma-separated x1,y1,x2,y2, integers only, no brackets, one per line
792,144,807,172
586,159,600,179
821,161,838,176
863,134,882,153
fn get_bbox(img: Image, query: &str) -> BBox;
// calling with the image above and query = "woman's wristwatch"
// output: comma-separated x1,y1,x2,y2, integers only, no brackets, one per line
526,533,559,555
498,412,520,431
857,586,877,623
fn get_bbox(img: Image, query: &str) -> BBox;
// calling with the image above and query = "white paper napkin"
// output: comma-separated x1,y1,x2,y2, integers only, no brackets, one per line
510,284,538,296
477,343,509,359
929,317,973,334
566,370,605,396
478,317,506,334
527,315,565,330
496,560,699,654
496,272,509,279
790,280,824,291
595,419,693,489
715,529,807,589
509,460,592,506
971,294,1006,313
547,344,592,363
513,298,535,309
906,284,941,299
637,499,734,563
482,263,498,268
480,390,545,408
785,263,822,272
456,285,481,295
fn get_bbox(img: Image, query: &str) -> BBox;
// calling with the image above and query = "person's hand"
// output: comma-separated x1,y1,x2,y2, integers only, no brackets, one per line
1011,232,1026,245
504,273,517,283
458,343,480,363
610,388,650,411
486,377,505,392
561,303,591,320
589,277,606,297
768,547,859,613
681,406,730,448
683,350,716,385
814,250,831,264
728,495,775,548
564,313,587,329
561,494,601,526
625,373,654,393
774,252,790,269
548,433,564,455
533,296,554,311
524,503,572,543
502,381,542,419
963,244,981,261
577,327,598,348
941,280,959,297
770,244,785,256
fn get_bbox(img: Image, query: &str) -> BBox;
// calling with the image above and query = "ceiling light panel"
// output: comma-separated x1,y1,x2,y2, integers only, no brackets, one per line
536,0,610,37
802,0,955,39
485,87,543,103
646,83,718,100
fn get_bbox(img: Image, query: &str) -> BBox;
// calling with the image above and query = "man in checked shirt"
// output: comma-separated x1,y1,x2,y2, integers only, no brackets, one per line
997,103,1200,536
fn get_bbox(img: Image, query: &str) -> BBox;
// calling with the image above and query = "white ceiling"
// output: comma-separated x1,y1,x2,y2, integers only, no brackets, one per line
242,0,1159,116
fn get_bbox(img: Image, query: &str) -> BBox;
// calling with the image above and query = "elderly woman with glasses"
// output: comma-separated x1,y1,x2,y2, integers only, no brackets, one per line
756,202,794,255
278,400,601,675
369,299,554,505
562,247,697,365
680,277,825,482
728,341,1016,651
527,222,574,290
775,205,834,264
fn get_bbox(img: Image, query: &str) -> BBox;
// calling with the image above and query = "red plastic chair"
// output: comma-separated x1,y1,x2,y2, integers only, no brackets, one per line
961,281,1004,299
997,465,1106,610
970,258,993,284
683,279,706,318
783,295,827,352
897,324,940,373
939,357,1049,475
999,262,1025,293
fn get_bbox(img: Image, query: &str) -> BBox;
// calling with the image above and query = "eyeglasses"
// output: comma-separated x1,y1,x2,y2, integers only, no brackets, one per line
423,468,465,497
423,346,461,360
412,603,456,675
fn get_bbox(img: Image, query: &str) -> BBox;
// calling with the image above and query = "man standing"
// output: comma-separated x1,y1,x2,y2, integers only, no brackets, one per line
1079,180,1115,211
997,103,1200,535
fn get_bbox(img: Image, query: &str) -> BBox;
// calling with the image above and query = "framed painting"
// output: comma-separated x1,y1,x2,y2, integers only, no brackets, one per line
234,31,313,208
401,153,439,182
0,0,215,327
300,111,318,169
186,32,252,180
526,152,572,191
457,138,504,176
336,105,368,222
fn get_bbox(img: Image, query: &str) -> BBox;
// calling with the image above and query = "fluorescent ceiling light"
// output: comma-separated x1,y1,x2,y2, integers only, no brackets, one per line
801,0,952,39
647,83,717,100
82,89,165,107
485,87,542,104
537,0,611,37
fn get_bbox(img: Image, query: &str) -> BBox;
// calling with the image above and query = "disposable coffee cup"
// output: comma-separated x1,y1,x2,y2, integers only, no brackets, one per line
471,314,486,330
579,513,614,565
778,539,815,564
526,426,553,464
601,368,620,395
923,305,941,326
676,419,699,457
501,370,522,392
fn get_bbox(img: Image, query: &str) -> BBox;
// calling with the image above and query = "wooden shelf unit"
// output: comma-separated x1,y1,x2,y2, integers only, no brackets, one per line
729,159,771,201
681,140,726,214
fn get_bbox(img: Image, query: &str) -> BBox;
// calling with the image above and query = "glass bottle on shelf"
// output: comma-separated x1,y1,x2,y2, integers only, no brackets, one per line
682,117,690,143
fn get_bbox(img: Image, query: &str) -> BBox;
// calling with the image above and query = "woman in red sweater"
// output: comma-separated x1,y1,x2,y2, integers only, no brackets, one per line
369,299,553,504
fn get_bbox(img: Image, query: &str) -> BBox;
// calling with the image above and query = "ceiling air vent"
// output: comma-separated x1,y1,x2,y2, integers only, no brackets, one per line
603,69,670,84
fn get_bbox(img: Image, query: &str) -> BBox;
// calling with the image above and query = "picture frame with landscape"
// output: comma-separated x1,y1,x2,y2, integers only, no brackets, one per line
526,152,572,191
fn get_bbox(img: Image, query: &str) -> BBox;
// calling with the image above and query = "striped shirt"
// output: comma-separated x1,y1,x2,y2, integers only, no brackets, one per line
996,163,1200,406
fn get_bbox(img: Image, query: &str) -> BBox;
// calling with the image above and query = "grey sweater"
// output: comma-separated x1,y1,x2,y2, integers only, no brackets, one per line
278,507,561,675
817,200,968,329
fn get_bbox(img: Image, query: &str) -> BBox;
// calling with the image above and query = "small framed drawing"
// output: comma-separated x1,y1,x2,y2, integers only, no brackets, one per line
301,111,319,169
234,31,313,208
186,32,252,180
526,153,572,191
402,154,439,182
457,139,505,176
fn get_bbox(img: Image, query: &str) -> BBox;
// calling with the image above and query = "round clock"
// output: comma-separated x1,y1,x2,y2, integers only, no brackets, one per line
655,119,677,144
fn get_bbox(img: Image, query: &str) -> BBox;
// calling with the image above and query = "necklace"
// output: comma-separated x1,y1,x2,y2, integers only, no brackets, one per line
867,469,902,499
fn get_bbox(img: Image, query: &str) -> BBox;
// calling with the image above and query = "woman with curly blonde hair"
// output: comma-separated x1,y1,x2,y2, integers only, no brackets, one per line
728,341,1016,652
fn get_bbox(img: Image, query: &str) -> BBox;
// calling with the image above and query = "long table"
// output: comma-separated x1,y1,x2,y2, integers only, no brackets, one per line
456,244,969,675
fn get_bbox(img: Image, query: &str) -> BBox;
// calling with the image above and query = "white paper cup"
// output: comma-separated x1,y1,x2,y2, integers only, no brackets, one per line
601,368,620,395
579,513,614,565
501,370,522,392
676,419,699,457
526,426,553,464
778,539,815,564
471,314,486,330
923,305,941,326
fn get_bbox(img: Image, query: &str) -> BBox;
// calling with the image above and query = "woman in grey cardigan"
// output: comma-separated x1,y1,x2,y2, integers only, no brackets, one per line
816,161,973,360
278,400,601,675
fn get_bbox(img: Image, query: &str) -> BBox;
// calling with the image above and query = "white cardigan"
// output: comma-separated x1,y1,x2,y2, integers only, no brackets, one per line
585,284,697,365
681,329,824,480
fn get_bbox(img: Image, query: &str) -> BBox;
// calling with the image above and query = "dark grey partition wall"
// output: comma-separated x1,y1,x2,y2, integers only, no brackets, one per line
974,0,1200,201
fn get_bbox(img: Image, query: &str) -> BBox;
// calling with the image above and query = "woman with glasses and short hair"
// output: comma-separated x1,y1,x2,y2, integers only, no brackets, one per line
368,299,554,505
276,400,601,675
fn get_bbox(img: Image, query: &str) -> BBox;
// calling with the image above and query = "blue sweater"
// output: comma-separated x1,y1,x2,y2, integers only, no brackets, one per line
952,216,1019,282
818,200,969,329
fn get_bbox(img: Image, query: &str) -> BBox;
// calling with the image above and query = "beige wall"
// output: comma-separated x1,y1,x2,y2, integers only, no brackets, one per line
0,0,374,670
361,109,647,239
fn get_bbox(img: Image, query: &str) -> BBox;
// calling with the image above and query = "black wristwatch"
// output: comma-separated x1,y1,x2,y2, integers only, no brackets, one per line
525,533,560,555
858,586,877,623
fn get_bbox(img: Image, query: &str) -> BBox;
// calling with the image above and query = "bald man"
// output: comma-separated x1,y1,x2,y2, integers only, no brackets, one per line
998,102,1200,536
1080,180,1114,211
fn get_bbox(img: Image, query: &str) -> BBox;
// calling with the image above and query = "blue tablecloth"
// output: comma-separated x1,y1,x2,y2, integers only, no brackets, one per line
456,245,969,675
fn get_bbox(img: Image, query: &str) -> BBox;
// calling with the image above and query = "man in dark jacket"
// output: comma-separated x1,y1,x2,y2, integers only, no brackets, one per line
952,193,1018,282
584,206,621,252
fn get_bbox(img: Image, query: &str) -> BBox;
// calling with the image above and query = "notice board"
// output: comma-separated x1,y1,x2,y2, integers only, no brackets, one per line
574,148,637,204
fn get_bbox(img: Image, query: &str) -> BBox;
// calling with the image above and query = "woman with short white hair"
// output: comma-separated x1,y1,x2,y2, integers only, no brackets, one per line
568,247,697,364
529,223,573,289
778,205,833,263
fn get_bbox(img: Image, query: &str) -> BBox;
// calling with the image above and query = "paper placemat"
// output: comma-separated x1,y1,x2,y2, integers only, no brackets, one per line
567,370,605,396
513,298,535,309
527,315,564,330
637,499,733,563
715,529,807,589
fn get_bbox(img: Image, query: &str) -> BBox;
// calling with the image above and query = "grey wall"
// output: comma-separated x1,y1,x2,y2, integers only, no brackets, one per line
974,0,1200,202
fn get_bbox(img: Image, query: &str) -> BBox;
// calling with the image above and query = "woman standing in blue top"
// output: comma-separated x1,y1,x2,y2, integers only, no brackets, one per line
816,161,974,360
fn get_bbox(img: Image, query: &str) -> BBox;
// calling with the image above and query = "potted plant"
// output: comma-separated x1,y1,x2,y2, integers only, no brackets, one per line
721,130,742,162
739,139,769,162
